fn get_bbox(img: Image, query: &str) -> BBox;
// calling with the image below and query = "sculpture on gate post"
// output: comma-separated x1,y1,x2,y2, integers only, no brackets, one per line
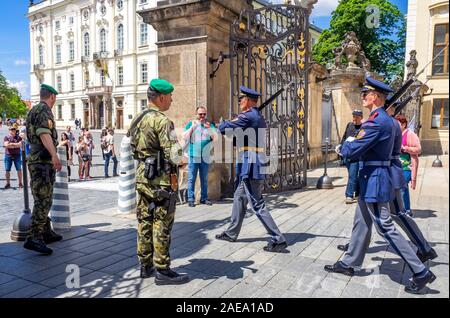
330,31,371,74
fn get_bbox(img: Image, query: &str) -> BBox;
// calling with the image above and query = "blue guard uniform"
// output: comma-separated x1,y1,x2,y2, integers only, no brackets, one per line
215,86,287,252
325,77,435,294
388,111,437,261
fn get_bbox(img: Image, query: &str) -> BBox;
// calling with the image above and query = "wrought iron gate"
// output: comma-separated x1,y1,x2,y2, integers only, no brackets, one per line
230,4,310,193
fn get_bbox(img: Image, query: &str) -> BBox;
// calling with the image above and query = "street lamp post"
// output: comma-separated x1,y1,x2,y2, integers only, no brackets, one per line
11,142,32,241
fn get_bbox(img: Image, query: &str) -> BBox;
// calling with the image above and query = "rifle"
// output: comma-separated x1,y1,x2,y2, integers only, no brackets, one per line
258,81,295,112
385,44,449,111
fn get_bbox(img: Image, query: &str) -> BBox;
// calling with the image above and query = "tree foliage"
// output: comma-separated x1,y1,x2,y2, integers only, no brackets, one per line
312,0,406,81
0,70,28,118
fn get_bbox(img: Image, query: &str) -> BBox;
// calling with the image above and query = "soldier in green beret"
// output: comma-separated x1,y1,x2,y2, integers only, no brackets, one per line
129,78,190,285
24,84,63,255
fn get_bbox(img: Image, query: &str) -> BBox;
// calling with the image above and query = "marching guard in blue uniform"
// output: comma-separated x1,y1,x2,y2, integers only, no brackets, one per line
324,78,436,294
215,86,288,253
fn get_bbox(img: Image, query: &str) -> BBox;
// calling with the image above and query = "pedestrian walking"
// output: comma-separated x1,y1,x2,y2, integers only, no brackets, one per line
3,126,23,189
103,129,118,178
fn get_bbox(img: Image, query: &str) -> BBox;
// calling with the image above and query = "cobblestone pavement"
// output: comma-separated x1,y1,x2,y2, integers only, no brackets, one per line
0,126,448,298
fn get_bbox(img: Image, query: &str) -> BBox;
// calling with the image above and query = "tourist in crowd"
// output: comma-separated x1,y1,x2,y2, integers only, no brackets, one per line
59,132,73,182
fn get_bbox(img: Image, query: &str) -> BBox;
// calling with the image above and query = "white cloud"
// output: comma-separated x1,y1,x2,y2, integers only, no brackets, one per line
7,80,29,98
14,59,29,66
270,0,339,18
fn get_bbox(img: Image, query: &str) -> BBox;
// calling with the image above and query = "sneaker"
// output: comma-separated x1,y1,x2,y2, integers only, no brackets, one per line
155,268,190,285
215,232,236,242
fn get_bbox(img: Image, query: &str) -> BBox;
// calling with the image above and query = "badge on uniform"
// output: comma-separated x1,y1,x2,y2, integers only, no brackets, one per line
356,129,366,140
48,119,54,129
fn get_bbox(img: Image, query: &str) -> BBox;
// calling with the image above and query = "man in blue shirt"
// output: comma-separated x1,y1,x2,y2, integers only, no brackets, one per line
183,106,218,207
324,77,436,294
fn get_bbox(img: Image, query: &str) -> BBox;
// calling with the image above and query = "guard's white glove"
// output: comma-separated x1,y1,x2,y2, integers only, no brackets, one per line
346,137,356,143
335,144,342,156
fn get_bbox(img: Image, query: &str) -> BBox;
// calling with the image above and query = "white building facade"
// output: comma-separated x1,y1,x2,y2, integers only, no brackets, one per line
28,0,158,130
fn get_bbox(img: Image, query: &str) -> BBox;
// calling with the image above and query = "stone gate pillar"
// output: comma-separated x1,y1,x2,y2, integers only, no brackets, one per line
139,0,252,200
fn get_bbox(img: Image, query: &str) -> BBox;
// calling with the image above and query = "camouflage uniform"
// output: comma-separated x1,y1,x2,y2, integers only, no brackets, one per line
26,101,58,239
130,105,182,270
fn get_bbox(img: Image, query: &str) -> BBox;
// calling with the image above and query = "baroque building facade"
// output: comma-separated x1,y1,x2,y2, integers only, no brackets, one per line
28,0,158,130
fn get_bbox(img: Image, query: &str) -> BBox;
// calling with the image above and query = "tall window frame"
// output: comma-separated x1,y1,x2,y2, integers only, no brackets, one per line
432,99,449,129
69,41,75,61
70,73,75,92
56,74,62,92
100,28,107,53
139,23,148,46
38,44,44,65
84,33,90,58
117,66,124,86
432,23,449,75
117,24,124,51
140,63,148,84
55,44,62,64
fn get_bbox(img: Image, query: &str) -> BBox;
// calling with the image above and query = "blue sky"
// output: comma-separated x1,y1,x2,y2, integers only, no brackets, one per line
0,1,408,100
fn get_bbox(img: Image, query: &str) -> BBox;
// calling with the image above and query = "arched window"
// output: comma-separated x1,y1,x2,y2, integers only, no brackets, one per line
100,29,107,53
38,44,44,65
84,33,90,57
117,24,124,51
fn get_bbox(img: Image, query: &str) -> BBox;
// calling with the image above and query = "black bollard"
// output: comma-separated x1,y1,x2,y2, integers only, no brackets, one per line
317,138,334,189
432,155,443,168
11,142,32,241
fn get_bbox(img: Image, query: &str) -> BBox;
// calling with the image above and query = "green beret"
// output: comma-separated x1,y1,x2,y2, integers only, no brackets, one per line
40,84,59,95
149,79,174,95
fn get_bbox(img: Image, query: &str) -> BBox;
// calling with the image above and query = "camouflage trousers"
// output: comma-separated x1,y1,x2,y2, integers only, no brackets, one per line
29,164,55,238
136,183,175,270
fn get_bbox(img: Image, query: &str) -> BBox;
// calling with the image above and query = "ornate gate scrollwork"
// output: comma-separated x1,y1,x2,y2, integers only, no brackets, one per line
230,4,310,193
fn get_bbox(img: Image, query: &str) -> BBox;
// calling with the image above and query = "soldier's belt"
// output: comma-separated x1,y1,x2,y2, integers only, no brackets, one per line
360,160,391,167
239,147,265,153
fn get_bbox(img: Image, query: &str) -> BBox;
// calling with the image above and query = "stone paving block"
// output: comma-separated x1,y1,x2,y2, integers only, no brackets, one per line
340,282,372,298
0,272,16,285
39,266,94,289
55,270,115,296
0,278,34,297
104,238,136,254
191,277,239,298
222,282,261,298
100,257,137,275
314,275,349,297
370,286,400,298
6,283,50,298
32,288,69,298
83,254,128,271
76,240,118,254
0,255,47,277
24,263,76,283
251,285,286,298
243,266,279,287
0,243,27,257
266,271,297,290
289,273,326,296
14,250,85,268
283,255,315,275
69,251,112,268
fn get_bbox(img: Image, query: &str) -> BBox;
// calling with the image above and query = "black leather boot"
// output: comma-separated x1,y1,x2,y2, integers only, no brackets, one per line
43,218,63,244
24,237,53,255
155,268,190,285
140,264,155,279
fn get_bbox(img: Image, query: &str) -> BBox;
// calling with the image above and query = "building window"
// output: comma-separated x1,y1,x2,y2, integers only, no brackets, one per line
84,33,90,57
139,23,148,46
140,63,148,84
69,41,75,61
117,24,124,51
85,71,90,88
432,99,449,129
55,20,60,30
100,70,106,86
118,66,124,86
100,29,107,53
38,44,44,65
57,105,62,120
56,44,61,64
70,73,75,91
71,103,76,120
139,0,148,4
56,75,62,92
141,99,147,111
117,0,123,10
83,9,89,20
69,16,74,25
432,24,449,75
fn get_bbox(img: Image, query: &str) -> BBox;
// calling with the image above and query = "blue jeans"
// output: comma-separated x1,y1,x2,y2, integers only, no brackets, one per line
402,170,412,211
104,151,118,177
188,159,209,202
4,155,22,172
345,160,360,198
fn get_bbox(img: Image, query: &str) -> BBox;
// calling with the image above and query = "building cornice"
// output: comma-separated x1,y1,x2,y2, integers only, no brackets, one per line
429,1,449,11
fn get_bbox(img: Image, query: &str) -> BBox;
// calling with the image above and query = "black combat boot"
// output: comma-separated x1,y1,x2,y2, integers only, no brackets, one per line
140,264,155,279
43,218,63,244
155,268,190,285
215,232,236,242
263,241,288,253
24,237,53,255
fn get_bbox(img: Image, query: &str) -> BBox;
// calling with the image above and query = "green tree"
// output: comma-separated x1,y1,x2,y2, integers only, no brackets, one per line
312,0,406,81
0,69,28,118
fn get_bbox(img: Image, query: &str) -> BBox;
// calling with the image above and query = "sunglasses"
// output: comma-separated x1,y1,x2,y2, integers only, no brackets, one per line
198,113,207,116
